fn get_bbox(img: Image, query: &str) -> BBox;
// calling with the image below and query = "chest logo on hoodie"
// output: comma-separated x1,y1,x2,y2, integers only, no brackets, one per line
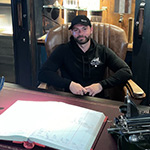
90,57,101,67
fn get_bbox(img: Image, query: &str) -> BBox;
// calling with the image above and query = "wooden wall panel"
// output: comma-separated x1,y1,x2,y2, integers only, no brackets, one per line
101,0,135,43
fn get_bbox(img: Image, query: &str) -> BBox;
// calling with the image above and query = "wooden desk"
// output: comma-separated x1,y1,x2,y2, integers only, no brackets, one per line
0,82,123,150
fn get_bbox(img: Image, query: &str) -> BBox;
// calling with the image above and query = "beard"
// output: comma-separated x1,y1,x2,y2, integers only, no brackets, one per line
74,35,91,45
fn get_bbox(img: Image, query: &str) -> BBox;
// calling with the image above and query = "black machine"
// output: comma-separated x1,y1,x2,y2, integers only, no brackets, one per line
108,95,150,150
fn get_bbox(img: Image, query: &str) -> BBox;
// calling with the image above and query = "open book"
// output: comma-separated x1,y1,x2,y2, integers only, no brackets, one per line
0,100,107,150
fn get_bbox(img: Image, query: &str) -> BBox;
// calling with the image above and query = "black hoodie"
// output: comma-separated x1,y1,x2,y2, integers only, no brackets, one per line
38,36,132,92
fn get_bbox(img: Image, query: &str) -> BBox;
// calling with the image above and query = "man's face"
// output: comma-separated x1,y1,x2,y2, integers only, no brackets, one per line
71,24,93,45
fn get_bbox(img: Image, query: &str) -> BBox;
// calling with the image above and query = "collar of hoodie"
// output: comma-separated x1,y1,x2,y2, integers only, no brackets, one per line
69,36,97,79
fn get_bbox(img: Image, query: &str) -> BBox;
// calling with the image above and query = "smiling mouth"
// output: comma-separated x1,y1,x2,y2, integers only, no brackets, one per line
77,36,85,40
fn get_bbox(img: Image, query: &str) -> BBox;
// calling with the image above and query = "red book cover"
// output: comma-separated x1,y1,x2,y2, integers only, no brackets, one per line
91,116,108,150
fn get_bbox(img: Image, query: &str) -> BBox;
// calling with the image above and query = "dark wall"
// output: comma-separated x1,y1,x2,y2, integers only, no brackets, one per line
132,0,150,105
0,36,15,83
0,3,15,83
11,0,43,87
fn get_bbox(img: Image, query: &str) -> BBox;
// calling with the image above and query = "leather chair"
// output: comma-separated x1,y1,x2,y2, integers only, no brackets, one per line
39,23,146,104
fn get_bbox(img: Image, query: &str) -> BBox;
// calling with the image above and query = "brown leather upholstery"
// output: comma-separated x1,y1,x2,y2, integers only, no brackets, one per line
45,23,128,59
45,23,128,101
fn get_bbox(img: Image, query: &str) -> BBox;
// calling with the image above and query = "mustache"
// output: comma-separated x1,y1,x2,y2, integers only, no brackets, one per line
77,36,87,39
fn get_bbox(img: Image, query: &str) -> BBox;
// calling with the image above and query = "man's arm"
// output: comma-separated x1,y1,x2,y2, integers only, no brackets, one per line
99,47,132,89
38,45,71,89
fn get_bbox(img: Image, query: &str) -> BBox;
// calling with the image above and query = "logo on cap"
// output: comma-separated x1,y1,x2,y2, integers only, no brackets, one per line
81,19,87,23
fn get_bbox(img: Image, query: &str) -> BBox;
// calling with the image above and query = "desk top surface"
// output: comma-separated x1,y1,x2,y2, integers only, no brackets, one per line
0,82,123,112
0,82,123,150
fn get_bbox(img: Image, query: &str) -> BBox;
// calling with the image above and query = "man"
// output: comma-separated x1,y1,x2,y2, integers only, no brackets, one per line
38,15,132,97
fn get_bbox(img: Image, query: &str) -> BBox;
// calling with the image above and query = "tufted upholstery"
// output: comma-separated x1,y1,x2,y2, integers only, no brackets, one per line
45,23,128,59
44,23,128,101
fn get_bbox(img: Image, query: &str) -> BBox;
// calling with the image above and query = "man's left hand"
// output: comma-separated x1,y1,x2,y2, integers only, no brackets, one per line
85,83,103,96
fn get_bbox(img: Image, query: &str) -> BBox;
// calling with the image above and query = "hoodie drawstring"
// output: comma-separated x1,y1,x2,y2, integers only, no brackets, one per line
82,56,91,79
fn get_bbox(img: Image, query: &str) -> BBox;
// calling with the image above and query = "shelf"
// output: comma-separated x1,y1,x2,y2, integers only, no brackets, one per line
0,3,11,7
43,5,107,12
0,3,12,36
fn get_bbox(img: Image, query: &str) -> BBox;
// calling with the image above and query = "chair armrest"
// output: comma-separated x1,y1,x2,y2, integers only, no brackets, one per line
125,79,146,99
38,80,146,101
37,82,48,90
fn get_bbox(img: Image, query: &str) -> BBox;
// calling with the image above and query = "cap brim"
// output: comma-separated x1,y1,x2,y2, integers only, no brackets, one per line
69,22,89,30
68,25,73,30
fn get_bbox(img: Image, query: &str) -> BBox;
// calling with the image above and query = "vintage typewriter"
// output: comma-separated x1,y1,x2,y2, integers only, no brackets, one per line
108,95,150,150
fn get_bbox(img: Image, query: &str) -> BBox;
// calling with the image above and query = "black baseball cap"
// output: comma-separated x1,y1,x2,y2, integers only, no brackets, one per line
69,15,91,30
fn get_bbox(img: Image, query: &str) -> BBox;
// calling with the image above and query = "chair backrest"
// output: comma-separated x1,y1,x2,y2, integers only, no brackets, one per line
45,23,128,58
45,23,128,101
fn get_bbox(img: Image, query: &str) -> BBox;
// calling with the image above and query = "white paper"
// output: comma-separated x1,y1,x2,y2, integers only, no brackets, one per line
0,100,106,150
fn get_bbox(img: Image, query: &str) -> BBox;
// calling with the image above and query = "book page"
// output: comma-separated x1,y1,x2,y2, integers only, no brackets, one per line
0,100,106,150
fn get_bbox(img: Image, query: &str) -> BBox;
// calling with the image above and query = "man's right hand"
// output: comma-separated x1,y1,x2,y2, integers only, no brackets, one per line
69,81,87,95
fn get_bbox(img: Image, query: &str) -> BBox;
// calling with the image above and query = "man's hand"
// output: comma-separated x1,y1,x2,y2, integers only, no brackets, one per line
85,83,103,96
69,81,87,95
